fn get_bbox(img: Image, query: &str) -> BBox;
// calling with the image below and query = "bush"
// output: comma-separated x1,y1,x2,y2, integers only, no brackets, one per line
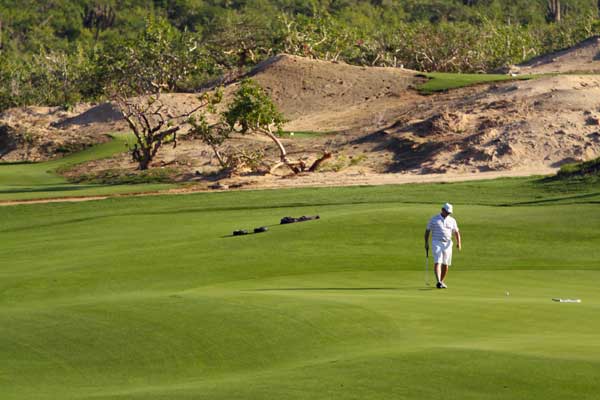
557,157,600,178
67,168,177,185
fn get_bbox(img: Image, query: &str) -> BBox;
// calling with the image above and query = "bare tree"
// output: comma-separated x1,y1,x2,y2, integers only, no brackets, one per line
108,17,209,170
113,92,216,170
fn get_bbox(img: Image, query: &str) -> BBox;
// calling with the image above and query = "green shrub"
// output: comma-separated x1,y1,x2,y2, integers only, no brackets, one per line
557,157,600,178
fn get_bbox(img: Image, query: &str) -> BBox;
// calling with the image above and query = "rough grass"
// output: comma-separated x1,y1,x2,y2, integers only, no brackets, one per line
68,167,178,185
0,134,175,201
1,178,599,399
556,157,600,179
417,72,534,93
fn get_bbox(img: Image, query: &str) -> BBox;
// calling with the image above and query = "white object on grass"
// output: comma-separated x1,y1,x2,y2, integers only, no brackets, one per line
552,298,581,303
506,291,510,296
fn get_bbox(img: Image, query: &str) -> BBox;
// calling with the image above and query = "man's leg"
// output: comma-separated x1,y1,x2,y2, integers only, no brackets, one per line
439,244,451,287
440,264,448,282
434,263,442,283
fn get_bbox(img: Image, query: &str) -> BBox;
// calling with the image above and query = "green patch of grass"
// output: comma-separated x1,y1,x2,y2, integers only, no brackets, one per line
0,134,176,201
349,154,367,166
0,179,599,399
417,72,535,93
556,157,600,179
319,154,349,172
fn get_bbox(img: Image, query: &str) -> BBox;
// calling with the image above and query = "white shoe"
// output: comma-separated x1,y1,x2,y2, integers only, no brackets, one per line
440,282,447,289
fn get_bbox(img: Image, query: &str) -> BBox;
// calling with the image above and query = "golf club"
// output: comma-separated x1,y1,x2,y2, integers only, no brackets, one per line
425,248,430,287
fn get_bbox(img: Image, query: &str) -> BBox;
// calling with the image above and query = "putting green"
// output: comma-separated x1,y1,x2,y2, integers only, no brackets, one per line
1,182,599,399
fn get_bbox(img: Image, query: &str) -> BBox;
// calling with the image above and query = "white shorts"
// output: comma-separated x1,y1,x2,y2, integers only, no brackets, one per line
432,240,453,266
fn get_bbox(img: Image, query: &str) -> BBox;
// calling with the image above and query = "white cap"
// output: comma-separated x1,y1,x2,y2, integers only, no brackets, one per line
442,203,453,213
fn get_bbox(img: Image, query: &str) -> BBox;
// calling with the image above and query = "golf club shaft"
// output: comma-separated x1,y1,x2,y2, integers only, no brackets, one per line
425,249,429,286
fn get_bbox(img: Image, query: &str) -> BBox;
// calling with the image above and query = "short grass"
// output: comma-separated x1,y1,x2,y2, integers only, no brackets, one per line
417,72,534,93
0,134,175,201
1,177,599,399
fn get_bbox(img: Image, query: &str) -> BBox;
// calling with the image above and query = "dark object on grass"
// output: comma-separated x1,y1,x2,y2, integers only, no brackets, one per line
254,226,268,233
233,229,249,236
280,215,320,224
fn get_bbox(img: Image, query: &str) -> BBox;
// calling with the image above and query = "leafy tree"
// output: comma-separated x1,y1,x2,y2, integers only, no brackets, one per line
224,79,330,173
223,79,290,171
187,90,231,168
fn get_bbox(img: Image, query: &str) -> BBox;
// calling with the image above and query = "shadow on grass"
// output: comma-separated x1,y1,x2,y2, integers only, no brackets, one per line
0,184,115,195
249,287,415,291
501,191,600,206
0,161,37,165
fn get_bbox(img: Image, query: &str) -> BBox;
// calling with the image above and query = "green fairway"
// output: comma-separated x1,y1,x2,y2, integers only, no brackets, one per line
417,72,534,93
0,135,174,201
1,179,599,399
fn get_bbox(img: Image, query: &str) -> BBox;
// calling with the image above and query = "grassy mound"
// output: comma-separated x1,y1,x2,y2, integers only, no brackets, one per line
556,157,600,179
0,134,175,201
1,179,599,399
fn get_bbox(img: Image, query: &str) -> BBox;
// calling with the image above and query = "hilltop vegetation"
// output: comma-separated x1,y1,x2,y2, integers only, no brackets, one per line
2,0,600,111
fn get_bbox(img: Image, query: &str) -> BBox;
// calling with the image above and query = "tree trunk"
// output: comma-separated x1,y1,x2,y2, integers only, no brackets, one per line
548,0,561,23
308,152,332,172
263,126,297,173
211,144,227,168
138,152,151,170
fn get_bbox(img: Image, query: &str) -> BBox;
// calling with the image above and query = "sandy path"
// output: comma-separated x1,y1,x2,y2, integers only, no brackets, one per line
0,167,555,207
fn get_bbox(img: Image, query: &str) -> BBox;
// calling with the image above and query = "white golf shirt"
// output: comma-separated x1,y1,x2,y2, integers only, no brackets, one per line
427,214,459,244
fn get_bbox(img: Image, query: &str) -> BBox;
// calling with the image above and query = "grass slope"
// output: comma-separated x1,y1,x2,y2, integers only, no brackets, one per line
0,135,174,201
1,179,599,399
555,156,600,181
417,72,534,93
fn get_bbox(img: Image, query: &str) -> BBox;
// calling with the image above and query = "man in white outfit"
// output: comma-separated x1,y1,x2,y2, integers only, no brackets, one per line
424,203,462,289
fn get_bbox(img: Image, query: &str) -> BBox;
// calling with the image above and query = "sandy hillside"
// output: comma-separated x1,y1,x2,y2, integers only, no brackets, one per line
240,55,422,133
512,36,600,74
2,52,600,189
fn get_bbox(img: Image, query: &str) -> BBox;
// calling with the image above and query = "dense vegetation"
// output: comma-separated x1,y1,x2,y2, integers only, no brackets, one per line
1,0,600,111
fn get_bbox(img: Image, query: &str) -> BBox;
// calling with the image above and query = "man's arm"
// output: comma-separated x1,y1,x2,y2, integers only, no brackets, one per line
454,230,462,251
424,229,430,251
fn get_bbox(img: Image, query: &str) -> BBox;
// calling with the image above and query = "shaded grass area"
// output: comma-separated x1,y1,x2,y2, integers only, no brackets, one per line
555,156,600,181
0,134,175,201
417,72,534,93
1,179,599,399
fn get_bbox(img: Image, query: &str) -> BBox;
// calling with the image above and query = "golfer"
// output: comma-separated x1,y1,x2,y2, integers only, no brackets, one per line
424,203,462,289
